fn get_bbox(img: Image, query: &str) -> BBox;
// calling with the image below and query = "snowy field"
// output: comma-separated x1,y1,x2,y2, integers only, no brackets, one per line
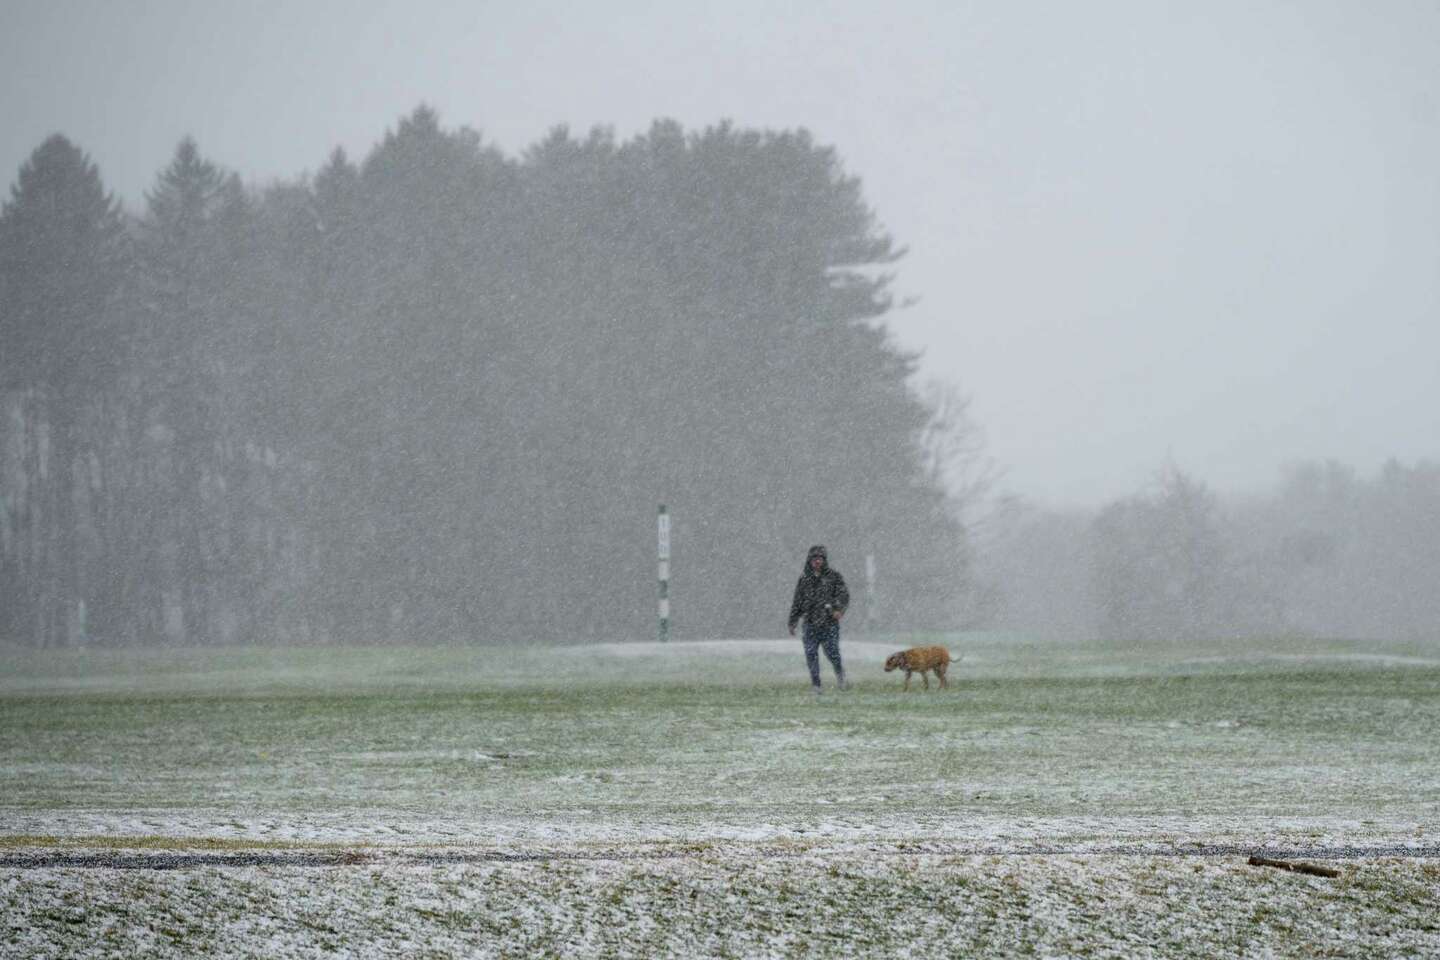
3,635,1440,957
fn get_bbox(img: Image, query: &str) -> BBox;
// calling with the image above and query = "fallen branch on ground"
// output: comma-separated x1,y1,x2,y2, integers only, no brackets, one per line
1247,854,1340,878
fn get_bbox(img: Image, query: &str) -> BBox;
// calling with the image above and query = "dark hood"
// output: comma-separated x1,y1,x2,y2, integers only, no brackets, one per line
803,545,829,574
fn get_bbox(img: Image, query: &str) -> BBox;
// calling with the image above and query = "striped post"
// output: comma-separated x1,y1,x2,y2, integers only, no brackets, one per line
657,505,670,642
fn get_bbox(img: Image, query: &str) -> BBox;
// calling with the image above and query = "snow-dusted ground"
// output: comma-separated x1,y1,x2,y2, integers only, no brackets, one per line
3,636,1439,957
5,848,1439,958
2,810,1435,851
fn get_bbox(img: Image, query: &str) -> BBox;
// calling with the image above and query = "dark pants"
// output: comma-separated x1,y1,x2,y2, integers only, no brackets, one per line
802,621,844,688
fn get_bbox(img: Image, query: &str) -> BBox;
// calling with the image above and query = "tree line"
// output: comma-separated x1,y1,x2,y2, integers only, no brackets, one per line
0,107,973,647
976,457,1440,643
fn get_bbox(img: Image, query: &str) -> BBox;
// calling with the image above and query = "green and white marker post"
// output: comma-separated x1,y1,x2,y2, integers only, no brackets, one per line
657,505,670,642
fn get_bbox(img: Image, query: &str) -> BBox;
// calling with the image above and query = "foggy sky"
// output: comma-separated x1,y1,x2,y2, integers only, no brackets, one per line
3,0,1437,507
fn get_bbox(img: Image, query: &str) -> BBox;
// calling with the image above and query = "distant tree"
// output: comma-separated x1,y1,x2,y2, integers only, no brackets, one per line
0,135,127,645
1365,459,1440,639
132,137,254,643
1091,462,1224,642
557,119,971,635
276,108,525,642
971,496,1097,638
1255,458,1440,640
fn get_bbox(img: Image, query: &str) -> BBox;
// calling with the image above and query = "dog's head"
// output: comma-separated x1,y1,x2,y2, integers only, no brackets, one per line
883,652,905,672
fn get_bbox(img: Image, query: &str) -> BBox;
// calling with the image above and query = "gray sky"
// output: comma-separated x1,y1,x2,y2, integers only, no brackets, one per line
4,0,1437,507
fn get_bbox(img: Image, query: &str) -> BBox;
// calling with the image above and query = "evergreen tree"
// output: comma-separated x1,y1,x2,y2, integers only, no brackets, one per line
133,138,248,643
0,135,127,645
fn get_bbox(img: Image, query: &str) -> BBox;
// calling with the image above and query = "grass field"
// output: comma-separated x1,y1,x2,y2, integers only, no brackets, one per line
3,634,1440,957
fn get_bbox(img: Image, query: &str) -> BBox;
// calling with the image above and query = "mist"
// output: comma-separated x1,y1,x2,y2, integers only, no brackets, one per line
975,458,1440,643
2,2,1438,648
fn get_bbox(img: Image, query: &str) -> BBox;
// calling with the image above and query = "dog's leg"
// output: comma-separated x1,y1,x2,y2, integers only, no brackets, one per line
903,670,912,691
921,670,929,690
938,663,948,688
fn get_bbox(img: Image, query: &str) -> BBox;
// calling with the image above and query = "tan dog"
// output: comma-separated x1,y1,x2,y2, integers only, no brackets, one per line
884,645,951,690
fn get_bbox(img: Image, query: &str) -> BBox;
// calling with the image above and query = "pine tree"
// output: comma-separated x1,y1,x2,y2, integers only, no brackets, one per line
0,135,127,645
133,138,243,643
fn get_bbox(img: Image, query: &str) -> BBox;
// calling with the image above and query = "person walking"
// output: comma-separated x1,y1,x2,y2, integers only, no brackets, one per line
788,545,850,694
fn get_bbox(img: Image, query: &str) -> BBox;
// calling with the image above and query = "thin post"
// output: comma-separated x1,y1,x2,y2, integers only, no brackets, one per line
657,505,670,642
865,553,877,634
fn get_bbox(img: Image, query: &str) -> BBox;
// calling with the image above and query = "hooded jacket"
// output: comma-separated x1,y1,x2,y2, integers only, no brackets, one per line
788,546,850,631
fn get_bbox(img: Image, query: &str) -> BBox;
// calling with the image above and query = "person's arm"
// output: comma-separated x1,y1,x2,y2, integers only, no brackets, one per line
788,578,804,635
832,571,850,620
